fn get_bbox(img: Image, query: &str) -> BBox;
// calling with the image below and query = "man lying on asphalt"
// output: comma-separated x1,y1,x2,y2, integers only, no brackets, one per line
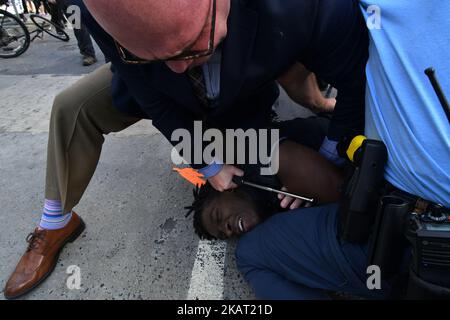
4,0,369,299
186,116,343,240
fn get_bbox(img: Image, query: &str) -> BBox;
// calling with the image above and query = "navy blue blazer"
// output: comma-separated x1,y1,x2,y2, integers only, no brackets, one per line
74,0,368,168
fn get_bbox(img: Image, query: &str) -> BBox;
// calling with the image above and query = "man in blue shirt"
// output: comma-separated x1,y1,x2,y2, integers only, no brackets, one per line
362,1,450,207
235,0,450,299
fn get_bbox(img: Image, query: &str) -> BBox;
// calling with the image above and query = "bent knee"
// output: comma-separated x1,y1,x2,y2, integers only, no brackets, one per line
51,66,113,123
51,89,81,123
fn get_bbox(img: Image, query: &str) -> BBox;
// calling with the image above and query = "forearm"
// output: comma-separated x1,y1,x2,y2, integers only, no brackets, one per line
278,63,314,106
277,63,335,112
277,140,344,204
277,63,311,88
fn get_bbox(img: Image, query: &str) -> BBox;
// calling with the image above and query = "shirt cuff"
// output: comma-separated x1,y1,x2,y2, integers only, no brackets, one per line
319,137,346,166
198,162,224,179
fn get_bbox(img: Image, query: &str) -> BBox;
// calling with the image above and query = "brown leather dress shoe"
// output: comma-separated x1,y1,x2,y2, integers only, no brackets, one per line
3,212,85,299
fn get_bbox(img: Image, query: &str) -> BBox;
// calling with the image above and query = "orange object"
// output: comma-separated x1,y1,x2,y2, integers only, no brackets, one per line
173,167,206,187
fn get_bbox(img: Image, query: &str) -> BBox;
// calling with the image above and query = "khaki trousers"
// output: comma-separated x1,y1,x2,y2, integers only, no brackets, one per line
45,63,141,213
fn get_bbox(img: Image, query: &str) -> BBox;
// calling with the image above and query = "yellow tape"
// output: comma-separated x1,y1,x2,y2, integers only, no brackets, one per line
346,135,367,162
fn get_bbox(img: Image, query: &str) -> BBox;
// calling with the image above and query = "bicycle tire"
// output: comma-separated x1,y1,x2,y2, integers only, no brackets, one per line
0,9,30,58
30,14,69,42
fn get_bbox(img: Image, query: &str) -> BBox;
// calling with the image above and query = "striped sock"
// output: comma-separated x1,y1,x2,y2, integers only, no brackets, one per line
39,199,72,230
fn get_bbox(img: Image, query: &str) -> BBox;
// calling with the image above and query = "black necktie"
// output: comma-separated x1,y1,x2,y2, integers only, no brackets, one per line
187,66,210,110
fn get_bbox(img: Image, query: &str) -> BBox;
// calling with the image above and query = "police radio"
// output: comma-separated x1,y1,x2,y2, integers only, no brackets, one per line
404,201,450,298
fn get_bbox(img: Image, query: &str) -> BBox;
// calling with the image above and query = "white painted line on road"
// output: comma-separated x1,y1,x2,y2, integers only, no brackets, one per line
187,239,227,300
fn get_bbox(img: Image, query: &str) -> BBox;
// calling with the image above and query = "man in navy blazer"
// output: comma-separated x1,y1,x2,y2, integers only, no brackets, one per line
4,0,369,299
81,0,368,179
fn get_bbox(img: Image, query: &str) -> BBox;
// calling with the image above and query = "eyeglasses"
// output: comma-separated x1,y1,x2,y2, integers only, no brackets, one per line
115,0,216,64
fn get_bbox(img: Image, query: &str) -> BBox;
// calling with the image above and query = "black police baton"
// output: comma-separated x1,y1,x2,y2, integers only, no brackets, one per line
232,176,314,203
425,68,450,123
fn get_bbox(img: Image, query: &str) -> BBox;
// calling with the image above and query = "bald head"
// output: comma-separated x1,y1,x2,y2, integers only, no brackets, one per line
84,0,230,70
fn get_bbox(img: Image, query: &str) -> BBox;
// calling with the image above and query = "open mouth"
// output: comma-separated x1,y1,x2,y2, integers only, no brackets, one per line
237,217,245,233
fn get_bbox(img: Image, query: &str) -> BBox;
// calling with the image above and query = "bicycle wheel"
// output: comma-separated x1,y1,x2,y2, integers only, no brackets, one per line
30,14,69,42
0,9,30,58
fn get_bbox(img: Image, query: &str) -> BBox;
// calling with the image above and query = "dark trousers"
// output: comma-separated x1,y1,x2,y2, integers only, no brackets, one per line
235,204,394,299
21,0,28,13
50,0,96,58
73,21,96,57
33,0,47,13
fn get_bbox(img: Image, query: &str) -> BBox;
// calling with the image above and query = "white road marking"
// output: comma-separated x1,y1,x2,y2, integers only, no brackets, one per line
187,239,227,300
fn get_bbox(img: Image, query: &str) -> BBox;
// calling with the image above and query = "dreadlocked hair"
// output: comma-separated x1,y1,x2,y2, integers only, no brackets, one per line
184,172,284,240
184,182,221,240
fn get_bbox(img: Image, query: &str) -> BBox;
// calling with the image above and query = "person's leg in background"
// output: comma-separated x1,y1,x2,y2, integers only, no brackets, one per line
235,204,391,300
4,63,141,299
48,0,66,34
73,22,97,66
58,0,97,66
32,0,41,14
25,0,37,14
21,0,28,14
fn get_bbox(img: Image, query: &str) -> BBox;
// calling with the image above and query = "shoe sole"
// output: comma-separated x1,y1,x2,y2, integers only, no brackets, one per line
4,218,86,300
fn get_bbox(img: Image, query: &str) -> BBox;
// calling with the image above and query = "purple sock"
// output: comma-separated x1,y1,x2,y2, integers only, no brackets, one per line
39,199,72,230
